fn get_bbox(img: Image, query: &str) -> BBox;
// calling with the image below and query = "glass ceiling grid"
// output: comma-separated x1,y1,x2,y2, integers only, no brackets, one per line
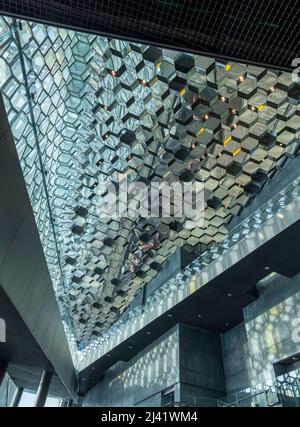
0,15,299,364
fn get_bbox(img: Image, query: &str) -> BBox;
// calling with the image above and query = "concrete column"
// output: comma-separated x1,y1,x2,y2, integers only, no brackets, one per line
34,371,53,407
0,359,9,387
11,387,24,407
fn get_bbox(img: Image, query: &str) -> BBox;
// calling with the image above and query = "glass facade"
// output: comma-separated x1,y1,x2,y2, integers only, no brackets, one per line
0,15,299,366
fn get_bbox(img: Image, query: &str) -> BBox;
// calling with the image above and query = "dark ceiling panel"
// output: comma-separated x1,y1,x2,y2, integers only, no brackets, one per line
0,0,298,70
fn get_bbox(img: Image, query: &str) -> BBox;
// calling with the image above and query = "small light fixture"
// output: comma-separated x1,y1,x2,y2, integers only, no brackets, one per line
238,75,244,82
220,96,226,102
292,356,297,361
225,322,230,327
277,212,284,219
128,345,133,349
167,314,173,318
103,133,109,139
231,108,237,115
227,292,233,297
191,143,196,149
197,314,203,318
111,70,117,76
233,123,237,129
104,104,108,110
204,114,209,120
81,378,86,381
146,331,151,335
107,354,111,358
265,266,271,271
251,106,256,111
141,79,147,86
270,86,275,92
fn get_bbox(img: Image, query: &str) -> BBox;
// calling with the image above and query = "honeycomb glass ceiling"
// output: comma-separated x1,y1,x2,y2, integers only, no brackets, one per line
0,16,299,349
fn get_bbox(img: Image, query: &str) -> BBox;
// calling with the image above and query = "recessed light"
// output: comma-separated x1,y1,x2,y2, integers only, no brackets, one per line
197,314,203,318
204,114,209,120
238,75,244,82
81,378,86,381
225,322,230,327
277,212,284,219
220,96,226,102
107,354,111,358
167,314,173,318
92,367,95,370
128,345,133,349
146,331,151,335
227,292,233,297
111,70,117,76
264,266,271,271
292,356,297,361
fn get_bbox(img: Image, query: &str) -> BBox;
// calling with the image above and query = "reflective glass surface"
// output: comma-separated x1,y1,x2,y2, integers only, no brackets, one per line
0,15,299,363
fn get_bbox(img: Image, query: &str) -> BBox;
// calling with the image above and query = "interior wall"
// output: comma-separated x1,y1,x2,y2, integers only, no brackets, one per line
82,325,180,407
179,324,226,406
221,272,300,401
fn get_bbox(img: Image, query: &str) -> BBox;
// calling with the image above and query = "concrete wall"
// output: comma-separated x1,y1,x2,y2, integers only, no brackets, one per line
221,323,251,400
244,272,300,388
83,273,300,406
83,324,226,407
221,272,300,401
83,325,180,407
179,324,226,405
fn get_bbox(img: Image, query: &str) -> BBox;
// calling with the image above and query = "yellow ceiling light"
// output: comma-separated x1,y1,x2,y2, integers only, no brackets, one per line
225,64,231,71
233,147,241,156
223,136,232,145
179,87,187,97
196,127,205,137
258,105,266,111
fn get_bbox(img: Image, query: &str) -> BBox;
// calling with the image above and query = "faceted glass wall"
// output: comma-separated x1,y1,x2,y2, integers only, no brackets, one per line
0,15,299,361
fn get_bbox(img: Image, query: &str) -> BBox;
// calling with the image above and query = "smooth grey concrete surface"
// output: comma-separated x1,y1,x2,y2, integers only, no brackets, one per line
179,324,226,403
221,323,251,399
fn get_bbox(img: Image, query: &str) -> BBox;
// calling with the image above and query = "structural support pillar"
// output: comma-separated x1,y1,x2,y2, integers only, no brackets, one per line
11,387,24,407
0,359,9,387
34,371,53,407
